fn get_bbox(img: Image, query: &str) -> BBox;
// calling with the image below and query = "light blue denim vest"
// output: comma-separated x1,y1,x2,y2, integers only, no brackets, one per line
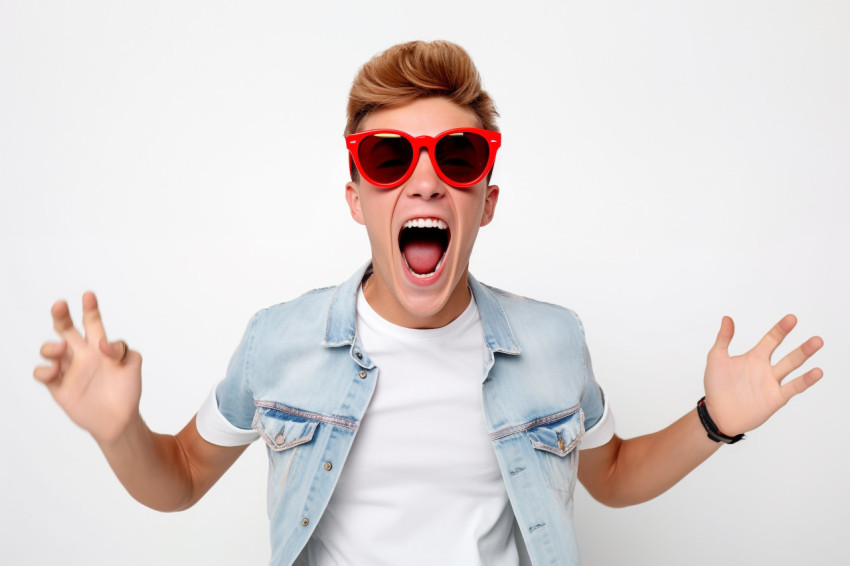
216,264,605,565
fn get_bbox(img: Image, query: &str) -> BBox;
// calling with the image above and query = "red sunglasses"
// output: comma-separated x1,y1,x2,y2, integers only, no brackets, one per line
346,128,501,188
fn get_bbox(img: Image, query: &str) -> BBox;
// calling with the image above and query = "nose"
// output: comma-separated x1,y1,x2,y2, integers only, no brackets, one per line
403,148,444,200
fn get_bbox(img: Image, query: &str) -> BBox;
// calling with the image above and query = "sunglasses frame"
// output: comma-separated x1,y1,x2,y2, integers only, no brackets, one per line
346,127,502,188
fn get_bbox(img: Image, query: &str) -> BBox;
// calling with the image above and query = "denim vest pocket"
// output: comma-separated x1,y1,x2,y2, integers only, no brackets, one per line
253,404,320,452
526,408,585,504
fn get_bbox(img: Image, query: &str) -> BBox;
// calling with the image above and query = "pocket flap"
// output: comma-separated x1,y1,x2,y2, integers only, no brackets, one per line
527,409,585,457
252,405,319,452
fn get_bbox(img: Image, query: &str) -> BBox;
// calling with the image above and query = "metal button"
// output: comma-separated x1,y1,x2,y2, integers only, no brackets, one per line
355,351,363,359
301,518,309,527
275,433,285,445
557,438,566,451
359,370,367,379
324,462,333,471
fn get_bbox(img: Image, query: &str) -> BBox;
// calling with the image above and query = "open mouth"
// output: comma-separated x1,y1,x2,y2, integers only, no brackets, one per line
399,218,450,278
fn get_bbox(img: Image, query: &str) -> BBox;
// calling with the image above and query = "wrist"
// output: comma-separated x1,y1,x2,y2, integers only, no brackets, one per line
94,410,146,452
697,397,745,444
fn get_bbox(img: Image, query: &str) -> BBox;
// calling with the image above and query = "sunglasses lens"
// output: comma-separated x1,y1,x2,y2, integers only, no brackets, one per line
358,133,414,185
435,131,490,184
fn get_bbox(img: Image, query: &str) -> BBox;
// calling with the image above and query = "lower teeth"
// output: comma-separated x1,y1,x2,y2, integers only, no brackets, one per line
404,254,445,278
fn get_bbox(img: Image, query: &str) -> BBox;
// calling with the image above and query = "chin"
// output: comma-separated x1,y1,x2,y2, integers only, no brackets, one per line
391,258,469,325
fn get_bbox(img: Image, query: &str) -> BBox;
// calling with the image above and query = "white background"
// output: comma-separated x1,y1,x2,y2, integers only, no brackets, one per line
2,1,848,565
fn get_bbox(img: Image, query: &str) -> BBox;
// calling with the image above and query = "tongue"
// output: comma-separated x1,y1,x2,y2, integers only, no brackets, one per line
402,240,443,275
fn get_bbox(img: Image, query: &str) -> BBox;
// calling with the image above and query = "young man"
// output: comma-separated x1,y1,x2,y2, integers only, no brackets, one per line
34,41,823,565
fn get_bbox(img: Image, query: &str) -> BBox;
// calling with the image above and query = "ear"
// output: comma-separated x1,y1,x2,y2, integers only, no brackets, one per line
479,184,499,227
345,181,365,225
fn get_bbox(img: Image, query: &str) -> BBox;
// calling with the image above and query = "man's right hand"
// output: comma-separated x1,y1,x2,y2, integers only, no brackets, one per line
33,292,247,512
34,292,143,447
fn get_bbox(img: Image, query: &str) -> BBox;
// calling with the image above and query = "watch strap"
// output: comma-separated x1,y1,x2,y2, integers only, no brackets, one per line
697,396,745,444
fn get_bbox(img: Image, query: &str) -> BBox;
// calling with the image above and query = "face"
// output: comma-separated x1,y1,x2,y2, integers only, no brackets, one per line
345,97,499,329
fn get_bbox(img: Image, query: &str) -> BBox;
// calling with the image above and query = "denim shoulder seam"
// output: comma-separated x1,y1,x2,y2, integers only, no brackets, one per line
482,284,576,313
256,284,338,313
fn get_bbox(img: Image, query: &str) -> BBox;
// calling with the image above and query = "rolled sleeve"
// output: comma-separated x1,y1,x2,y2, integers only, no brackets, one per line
196,312,262,446
580,385,615,450
196,386,259,446
576,317,615,450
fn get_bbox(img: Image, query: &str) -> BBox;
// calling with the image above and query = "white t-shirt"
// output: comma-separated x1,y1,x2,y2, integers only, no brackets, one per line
306,291,516,565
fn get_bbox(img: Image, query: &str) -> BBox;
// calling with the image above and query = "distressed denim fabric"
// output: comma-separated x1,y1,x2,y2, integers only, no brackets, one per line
216,263,604,565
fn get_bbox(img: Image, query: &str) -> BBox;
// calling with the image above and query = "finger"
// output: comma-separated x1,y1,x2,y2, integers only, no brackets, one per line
773,336,824,379
99,337,129,363
33,359,62,385
39,340,68,360
51,300,85,349
781,367,824,403
754,314,797,358
711,316,735,353
82,291,107,345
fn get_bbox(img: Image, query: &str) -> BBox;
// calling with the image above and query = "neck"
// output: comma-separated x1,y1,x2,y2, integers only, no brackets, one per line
362,268,472,329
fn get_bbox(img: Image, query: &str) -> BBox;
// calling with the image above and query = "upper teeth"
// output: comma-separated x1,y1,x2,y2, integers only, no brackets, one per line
403,218,447,229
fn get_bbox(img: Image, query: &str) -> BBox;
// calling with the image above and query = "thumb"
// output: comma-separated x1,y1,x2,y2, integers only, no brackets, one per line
712,316,735,353
99,337,129,363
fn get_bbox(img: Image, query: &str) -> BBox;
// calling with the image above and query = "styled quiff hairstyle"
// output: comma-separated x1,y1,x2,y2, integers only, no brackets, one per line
346,42,499,181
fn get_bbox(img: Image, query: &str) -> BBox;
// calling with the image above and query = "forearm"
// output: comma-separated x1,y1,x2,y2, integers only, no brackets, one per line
96,413,198,512
579,315,823,508
580,408,721,507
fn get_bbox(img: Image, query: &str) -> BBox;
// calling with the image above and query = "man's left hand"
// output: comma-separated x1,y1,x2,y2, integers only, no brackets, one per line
703,315,823,437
